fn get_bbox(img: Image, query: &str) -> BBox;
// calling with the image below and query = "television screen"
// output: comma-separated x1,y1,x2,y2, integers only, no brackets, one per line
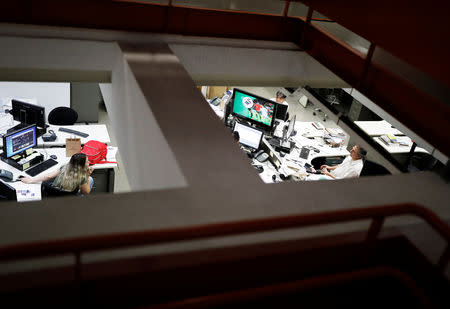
232,89,275,129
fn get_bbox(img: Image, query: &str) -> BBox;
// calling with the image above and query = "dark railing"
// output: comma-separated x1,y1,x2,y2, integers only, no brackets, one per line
0,203,448,276
142,267,434,309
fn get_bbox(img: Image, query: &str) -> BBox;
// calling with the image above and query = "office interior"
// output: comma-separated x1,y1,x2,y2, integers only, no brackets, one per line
0,81,131,203
200,85,449,184
0,1,449,301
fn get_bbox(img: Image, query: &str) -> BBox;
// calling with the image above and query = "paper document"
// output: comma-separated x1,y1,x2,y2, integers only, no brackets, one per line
15,183,41,202
107,146,118,161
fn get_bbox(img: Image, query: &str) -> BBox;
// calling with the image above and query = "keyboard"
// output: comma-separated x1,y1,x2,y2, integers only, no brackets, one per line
58,127,89,138
25,159,58,177
299,147,310,159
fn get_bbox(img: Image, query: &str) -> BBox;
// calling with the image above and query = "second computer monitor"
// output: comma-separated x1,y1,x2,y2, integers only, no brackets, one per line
2,125,37,158
11,99,46,129
233,122,263,150
286,114,296,139
275,103,288,121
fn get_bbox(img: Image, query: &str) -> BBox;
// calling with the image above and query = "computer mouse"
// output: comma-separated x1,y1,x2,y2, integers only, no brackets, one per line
18,175,25,178
50,155,57,160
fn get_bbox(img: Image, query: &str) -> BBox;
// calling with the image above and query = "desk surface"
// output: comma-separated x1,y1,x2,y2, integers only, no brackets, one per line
373,136,429,154
354,120,404,136
0,113,111,147
256,133,350,183
0,146,118,202
41,124,111,147
274,121,326,139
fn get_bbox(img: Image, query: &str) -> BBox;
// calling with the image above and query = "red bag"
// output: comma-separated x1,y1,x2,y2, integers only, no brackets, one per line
81,140,116,165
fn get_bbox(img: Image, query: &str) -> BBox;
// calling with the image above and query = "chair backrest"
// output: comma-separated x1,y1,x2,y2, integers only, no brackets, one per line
48,107,78,125
360,160,391,176
41,180,77,198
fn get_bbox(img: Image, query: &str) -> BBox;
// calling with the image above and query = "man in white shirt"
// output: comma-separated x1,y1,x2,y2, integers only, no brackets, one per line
270,91,289,108
320,145,366,179
270,91,290,122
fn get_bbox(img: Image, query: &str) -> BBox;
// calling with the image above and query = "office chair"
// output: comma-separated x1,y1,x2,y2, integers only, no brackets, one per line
41,180,78,198
48,107,78,125
359,160,391,177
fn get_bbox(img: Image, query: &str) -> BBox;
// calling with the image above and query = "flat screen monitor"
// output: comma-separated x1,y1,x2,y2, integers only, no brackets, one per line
286,114,296,139
3,125,37,158
275,103,288,121
231,89,275,130
261,137,282,170
233,122,263,150
11,99,46,128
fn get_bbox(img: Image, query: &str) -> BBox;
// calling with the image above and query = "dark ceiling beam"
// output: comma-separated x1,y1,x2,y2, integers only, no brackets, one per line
297,0,450,89
0,0,302,42
304,24,450,156
0,0,449,156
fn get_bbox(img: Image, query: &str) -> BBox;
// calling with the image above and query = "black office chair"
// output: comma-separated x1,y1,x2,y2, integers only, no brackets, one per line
360,160,391,177
41,180,77,198
48,107,78,125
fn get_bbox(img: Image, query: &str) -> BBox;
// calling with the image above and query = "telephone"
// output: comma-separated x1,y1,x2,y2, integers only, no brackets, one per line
0,169,14,182
254,150,269,163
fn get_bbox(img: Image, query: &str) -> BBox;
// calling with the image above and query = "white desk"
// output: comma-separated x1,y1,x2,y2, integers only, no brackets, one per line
40,124,111,147
255,134,350,183
274,121,325,139
0,146,118,202
354,120,404,136
0,112,111,147
373,136,429,154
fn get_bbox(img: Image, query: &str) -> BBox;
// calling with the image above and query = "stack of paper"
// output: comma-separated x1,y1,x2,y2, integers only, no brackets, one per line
323,134,344,146
325,127,345,137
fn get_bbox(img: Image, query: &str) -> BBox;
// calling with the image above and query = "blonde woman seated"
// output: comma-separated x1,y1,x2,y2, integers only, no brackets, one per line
21,153,94,195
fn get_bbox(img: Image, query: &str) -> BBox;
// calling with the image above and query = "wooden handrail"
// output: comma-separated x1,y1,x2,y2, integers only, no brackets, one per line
0,203,448,263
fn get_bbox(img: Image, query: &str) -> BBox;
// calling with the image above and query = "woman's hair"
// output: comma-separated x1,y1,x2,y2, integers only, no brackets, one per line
53,153,89,192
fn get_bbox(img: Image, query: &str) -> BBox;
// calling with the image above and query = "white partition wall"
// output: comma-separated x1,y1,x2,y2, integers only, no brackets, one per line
0,81,70,120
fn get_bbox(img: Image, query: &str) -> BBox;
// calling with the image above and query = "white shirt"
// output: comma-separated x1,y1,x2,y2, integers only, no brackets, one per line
331,156,363,179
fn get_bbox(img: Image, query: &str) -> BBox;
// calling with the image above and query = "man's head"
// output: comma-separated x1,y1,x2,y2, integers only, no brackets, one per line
350,145,367,160
276,91,287,104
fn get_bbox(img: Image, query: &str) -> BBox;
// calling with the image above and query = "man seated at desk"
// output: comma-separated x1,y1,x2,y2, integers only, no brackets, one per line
271,91,289,110
319,145,366,179
20,153,94,195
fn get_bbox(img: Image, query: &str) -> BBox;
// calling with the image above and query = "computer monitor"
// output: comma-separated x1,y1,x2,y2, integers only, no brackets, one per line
2,125,37,159
285,114,296,140
11,99,46,129
231,88,275,131
275,103,288,121
233,122,263,150
261,137,282,170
